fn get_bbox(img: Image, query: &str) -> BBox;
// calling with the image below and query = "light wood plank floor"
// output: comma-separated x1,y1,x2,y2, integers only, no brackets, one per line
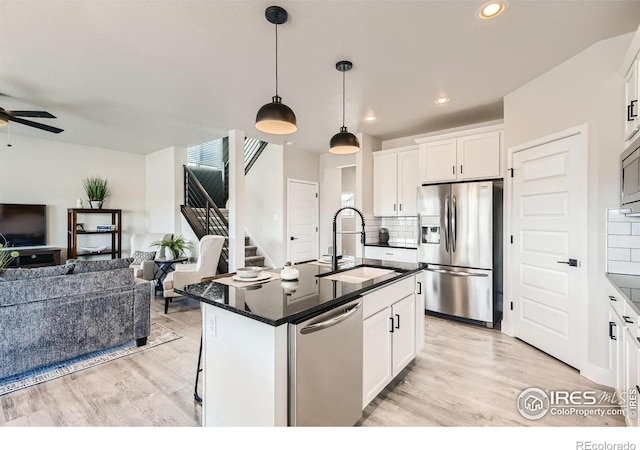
0,297,625,427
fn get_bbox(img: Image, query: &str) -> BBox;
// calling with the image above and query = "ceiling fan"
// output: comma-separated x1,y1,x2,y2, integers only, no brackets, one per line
0,107,63,134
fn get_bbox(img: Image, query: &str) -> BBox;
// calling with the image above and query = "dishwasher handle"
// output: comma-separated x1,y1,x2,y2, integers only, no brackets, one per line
424,267,489,277
300,303,361,335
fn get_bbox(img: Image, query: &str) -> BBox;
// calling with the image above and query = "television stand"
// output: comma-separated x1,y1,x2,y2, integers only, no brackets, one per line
8,247,62,268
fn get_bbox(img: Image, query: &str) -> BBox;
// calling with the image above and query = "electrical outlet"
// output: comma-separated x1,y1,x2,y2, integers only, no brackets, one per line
207,314,217,337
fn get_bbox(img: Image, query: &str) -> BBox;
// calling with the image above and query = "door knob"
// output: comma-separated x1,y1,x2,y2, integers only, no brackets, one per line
556,259,578,267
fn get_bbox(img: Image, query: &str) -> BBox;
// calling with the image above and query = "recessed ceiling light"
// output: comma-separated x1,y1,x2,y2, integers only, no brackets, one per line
364,114,377,122
434,97,450,105
477,1,507,20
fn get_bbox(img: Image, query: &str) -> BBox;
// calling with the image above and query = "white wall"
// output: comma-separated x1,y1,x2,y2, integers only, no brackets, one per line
319,152,356,256
0,134,146,258
246,143,284,267
341,166,356,257
145,147,177,234
503,32,633,385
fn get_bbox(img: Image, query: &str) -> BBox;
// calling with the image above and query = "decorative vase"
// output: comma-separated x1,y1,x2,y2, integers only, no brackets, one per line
75,198,83,208
90,200,103,209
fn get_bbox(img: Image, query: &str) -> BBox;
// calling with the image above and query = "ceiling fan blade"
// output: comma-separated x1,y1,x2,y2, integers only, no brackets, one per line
8,116,64,134
6,110,56,118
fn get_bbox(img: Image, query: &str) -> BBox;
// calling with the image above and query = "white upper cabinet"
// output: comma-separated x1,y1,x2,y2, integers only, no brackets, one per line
373,147,419,217
624,60,639,142
418,139,457,183
457,131,501,180
418,127,503,184
622,25,640,143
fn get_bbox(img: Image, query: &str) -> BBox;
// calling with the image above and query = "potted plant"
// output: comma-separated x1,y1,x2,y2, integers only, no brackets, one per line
152,235,190,260
0,234,19,271
82,176,110,209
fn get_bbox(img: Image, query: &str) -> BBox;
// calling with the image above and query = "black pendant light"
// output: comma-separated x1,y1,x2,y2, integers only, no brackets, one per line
329,60,359,154
255,6,297,135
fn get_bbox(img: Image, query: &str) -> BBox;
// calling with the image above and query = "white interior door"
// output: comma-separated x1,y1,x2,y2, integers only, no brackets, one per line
287,179,319,263
511,132,586,370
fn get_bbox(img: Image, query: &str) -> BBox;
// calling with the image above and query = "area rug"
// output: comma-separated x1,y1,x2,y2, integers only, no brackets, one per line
0,322,182,396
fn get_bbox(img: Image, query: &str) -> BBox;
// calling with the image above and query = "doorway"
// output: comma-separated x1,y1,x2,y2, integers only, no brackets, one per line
508,127,588,370
287,179,319,263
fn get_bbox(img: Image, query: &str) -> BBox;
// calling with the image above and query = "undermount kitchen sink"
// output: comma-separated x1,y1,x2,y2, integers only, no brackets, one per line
322,267,398,283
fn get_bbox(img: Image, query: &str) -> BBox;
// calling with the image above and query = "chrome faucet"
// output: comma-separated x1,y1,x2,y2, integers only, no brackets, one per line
332,206,366,271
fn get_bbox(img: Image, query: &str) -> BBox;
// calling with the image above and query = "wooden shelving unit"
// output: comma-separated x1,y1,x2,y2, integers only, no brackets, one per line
67,208,122,259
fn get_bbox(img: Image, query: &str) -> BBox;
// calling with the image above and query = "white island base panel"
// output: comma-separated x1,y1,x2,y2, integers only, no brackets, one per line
202,303,288,426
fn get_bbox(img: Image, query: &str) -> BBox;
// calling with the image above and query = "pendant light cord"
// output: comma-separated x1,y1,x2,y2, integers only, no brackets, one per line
342,70,346,127
275,21,279,97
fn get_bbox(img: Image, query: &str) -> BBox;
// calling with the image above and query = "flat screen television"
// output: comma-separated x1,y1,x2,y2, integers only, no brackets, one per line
0,204,47,247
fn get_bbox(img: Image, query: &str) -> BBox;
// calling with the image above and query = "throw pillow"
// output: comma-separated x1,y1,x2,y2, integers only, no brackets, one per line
132,250,157,265
67,258,134,274
0,263,75,282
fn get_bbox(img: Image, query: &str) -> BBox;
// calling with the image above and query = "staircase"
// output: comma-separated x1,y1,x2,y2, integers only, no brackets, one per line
181,137,268,273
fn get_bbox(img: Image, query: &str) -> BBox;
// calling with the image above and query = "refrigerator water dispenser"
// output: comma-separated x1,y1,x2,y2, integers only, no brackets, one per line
420,215,441,244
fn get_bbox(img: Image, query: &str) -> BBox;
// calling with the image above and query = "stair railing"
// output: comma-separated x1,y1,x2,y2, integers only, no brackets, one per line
183,165,229,268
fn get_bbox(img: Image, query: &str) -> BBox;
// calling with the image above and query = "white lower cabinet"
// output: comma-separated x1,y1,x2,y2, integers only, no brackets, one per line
622,325,639,427
364,245,417,263
608,293,639,427
362,307,393,407
362,275,420,409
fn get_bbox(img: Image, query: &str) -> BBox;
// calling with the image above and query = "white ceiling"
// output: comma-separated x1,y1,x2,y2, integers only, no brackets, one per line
1,0,639,155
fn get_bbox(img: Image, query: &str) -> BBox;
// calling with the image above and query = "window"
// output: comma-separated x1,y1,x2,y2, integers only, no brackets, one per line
187,138,224,169
340,192,355,216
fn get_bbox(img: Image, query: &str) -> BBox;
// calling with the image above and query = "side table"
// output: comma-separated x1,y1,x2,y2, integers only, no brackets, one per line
153,257,188,296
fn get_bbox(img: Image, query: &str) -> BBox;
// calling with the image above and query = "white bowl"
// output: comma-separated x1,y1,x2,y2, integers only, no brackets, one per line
236,267,262,279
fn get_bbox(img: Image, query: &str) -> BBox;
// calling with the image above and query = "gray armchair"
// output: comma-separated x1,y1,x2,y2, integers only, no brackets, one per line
130,233,172,281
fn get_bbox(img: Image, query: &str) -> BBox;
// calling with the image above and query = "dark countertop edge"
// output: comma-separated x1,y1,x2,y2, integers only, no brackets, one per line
365,242,418,250
176,267,423,327
604,272,640,317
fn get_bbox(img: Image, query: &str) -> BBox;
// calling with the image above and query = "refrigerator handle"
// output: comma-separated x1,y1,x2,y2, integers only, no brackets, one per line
451,195,457,253
444,194,450,252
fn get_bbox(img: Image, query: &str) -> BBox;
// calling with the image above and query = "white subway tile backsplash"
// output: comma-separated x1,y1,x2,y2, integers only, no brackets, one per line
608,222,631,235
608,235,640,248
631,249,640,262
608,261,640,276
632,223,640,236
608,209,637,222
608,248,631,261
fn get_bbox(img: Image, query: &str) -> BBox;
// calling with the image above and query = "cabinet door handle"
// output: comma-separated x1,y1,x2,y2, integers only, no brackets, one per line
452,165,455,175
393,204,396,211
399,203,402,211
609,321,617,340
608,295,617,302
460,165,463,174
395,313,400,329
623,315,634,324
417,281,422,295
629,100,638,121
389,317,395,333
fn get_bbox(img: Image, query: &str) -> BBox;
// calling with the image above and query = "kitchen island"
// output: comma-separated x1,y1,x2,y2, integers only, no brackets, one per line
177,259,425,427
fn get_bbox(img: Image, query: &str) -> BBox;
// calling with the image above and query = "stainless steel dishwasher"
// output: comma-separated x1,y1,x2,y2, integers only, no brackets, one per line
289,298,363,426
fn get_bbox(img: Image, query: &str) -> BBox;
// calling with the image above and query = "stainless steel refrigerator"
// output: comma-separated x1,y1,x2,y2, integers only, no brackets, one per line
417,181,503,327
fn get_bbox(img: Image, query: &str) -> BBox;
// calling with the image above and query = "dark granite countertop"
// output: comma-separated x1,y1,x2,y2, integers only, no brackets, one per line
605,272,640,316
177,259,422,327
365,242,418,250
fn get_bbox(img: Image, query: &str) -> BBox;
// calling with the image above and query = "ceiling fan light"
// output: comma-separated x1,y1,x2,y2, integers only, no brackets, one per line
329,127,360,154
255,95,298,135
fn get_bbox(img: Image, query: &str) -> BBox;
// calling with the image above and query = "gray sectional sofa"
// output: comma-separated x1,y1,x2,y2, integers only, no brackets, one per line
0,258,151,379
